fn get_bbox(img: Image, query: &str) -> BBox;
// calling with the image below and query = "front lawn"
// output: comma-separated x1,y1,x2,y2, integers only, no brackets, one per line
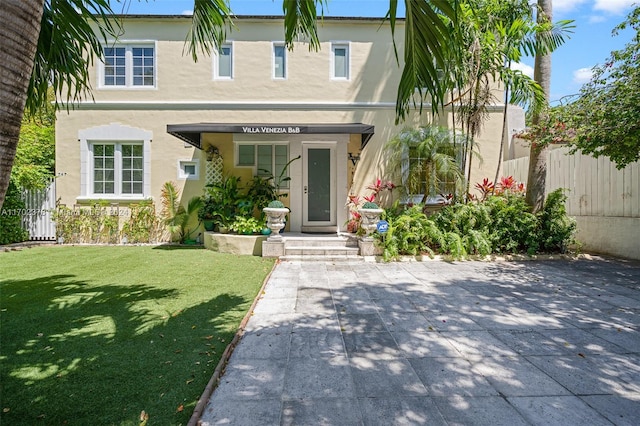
0,246,274,425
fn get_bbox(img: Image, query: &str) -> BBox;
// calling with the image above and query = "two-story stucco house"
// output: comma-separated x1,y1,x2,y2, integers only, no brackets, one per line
55,14,521,234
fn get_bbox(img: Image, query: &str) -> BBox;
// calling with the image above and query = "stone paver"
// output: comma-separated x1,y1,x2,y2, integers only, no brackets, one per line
199,258,640,425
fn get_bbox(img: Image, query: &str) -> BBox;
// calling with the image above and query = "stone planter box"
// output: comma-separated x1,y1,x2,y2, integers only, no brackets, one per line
204,232,268,256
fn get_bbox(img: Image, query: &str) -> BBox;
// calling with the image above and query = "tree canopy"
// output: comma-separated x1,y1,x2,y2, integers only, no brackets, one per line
562,6,640,169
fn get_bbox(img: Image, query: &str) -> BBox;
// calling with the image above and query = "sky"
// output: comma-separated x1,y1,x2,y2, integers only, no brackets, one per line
110,0,638,105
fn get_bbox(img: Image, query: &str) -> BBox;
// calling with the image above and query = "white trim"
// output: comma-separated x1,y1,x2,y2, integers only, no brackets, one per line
330,41,350,80
98,41,157,89
302,142,337,227
177,159,200,180
78,123,152,200
70,100,421,110
272,42,287,80
213,41,234,80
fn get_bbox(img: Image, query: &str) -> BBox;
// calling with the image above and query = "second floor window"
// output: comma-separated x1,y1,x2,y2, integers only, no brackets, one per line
215,42,233,79
331,43,349,79
273,43,286,79
103,45,155,88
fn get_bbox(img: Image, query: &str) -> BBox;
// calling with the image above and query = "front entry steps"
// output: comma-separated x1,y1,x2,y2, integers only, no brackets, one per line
263,233,363,260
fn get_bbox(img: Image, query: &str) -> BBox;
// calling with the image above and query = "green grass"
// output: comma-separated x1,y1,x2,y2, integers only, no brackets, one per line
0,246,275,425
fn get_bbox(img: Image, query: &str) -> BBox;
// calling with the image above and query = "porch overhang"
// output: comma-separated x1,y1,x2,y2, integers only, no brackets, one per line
167,123,375,149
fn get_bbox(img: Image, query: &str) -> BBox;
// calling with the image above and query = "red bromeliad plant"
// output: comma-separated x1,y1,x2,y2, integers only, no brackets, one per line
471,176,525,201
474,178,495,201
495,176,526,196
345,178,395,233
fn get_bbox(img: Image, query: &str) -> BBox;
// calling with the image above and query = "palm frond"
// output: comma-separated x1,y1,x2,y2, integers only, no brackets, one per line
185,0,233,61
394,0,463,121
26,0,121,115
283,0,328,51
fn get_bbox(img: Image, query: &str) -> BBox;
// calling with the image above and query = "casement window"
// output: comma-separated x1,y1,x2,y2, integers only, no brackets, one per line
215,42,233,79
102,45,155,87
91,143,144,196
78,123,151,201
273,43,286,79
236,144,290,188
401,145,462,197
331,42,350,79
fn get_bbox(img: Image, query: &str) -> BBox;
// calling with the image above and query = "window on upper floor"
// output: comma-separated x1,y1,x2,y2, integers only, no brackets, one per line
102,44,155,88
273,43,286,79
91,142,144,196
215,42,233,79
331,42,350,80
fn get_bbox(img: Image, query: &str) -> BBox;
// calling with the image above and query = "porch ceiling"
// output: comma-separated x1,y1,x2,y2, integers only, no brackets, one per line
166,123,374,149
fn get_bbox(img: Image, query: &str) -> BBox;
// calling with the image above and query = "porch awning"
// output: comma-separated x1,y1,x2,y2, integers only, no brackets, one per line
166,123,375,149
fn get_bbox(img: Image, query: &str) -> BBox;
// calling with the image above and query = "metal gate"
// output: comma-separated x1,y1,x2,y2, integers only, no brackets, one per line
21,178,56,241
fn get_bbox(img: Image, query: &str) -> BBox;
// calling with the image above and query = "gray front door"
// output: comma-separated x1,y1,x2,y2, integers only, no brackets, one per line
302,143,336,230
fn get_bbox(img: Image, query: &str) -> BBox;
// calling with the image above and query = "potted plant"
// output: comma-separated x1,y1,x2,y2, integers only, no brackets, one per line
263,199,289,238
198,196,218,231
358,201,384,240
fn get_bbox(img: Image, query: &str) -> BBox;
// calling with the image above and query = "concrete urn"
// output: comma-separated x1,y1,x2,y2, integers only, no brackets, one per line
263,207,289,240
358,207,384,240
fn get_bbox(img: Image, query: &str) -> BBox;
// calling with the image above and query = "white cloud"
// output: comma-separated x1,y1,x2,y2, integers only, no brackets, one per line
511,62,535,79
573,67,594,84
554,0,589,14
182,9,193,16
593,0,636,15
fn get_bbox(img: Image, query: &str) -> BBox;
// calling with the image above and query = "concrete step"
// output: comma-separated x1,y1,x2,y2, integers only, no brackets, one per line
284,246,360,256
280,254,365,262
283,236,357,248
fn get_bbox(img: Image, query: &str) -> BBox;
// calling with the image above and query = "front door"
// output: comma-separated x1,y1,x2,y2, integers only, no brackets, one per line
302,143,336,231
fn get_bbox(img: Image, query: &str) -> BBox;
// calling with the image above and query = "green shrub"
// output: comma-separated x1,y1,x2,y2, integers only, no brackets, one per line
376,206,442,261
267,200,285,208
0,181,29,245
433,203,492,255
537,189,576,253
362,201,380,209
485,195,539,254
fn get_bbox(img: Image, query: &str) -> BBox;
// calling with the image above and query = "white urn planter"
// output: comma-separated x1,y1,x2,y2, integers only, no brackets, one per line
358,207,384,240
263,207,289,240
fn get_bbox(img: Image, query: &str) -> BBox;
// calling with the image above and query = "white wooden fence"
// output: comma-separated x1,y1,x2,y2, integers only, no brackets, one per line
503,148,640,259
21,178,57,241
503,147,640,218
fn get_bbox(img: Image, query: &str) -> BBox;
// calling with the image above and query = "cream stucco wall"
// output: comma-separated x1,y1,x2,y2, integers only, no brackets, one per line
57,15,514,233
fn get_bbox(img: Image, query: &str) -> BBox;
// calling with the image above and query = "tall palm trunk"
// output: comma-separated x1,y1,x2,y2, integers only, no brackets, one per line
525,0,552,212
494,74,511,189
0,0,44,208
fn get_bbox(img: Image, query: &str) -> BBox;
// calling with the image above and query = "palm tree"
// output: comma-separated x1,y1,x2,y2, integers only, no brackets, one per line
525,0,553,213
0,0,463,208
385,126,465,203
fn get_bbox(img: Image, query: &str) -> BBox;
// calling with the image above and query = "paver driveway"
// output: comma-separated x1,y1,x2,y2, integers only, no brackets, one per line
199,258,640,425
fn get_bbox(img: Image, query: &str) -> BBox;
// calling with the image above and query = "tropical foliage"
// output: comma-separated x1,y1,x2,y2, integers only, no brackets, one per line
375,183,575,261
161,181,204,243
385,126,465,202
0,181,29,245
563,6,640,169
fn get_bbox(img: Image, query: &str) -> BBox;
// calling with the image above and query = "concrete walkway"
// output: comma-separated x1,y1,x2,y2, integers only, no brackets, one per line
199,258,640,425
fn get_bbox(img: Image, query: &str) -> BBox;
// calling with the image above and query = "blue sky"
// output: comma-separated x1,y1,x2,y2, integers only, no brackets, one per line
111,0,638,105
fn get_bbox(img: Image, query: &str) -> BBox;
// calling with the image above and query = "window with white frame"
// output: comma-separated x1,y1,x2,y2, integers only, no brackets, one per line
331,42,349,79
178,160,199,180
215,42,233,79
273,43,286,79
91,142,144,196
236,144,290,188
102,44,155,87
